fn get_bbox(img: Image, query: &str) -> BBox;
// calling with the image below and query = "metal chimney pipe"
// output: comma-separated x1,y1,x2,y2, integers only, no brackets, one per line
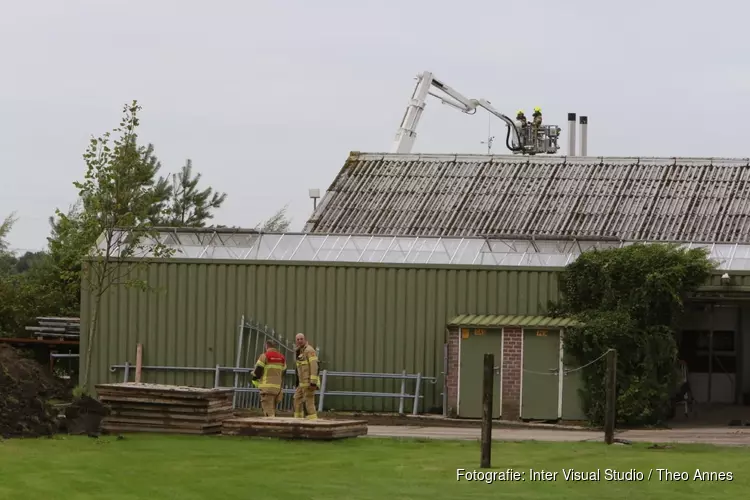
567,113,576,156
579,116,588,156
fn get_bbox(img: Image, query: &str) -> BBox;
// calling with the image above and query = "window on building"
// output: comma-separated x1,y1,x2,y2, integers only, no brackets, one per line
679,330,736,374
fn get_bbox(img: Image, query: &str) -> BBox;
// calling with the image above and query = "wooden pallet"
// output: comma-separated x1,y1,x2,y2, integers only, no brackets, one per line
97,383,234,399
106,403,233,414
96,383,235,435
108,410,234,421
222,417,368,440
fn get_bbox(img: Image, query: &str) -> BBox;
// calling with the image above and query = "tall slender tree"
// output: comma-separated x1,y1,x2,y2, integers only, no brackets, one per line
256,205,292,232
157,159,227,227
0,213,19,275
54,101,172,391
0,212,17,252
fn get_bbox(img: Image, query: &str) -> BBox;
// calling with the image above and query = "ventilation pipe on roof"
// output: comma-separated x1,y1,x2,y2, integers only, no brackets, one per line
579,116,588,156
567,113,576,156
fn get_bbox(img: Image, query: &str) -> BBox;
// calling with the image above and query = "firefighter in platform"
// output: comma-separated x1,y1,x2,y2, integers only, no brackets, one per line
516,110,528,128
532,107,543,129
251,339,287,417
515,110,528,147
293,333,319,419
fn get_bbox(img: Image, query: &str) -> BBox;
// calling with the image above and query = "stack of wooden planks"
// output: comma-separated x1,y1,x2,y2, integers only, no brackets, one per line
96,383,235,435
222,416,368,440
25,317,80,341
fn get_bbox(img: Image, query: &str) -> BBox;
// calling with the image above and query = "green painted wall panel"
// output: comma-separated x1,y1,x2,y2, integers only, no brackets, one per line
521,329,561,420
458,330,503,418
81,261,562,412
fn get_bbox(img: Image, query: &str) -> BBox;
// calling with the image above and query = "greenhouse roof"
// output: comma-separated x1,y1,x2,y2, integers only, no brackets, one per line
98,228,750,270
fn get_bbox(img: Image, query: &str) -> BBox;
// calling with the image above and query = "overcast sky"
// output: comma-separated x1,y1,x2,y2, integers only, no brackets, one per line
2,0,747,252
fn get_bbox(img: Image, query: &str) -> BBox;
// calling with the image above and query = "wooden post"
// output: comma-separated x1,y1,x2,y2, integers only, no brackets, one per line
480,353,494,468
135,343,143,384
604,349,617,444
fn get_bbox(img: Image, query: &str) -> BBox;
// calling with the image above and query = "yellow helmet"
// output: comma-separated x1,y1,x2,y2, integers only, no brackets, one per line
534,107,542,113
516,110,524,116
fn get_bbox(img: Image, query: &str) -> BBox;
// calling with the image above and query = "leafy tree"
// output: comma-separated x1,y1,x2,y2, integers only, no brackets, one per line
0,212,74,335
0,212,16,252
0,275,34,337
0,213,18,273
549,243,716,426
256,205,292,232
56,100,172,391
157,159,227,227
46,127,177,317
45,202,88,316
141,144,172,224
12,251,47,274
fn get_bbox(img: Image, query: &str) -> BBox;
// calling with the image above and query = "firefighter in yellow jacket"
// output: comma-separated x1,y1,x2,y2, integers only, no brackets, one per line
532,107,543,129
251,340,287,417
293,333,319,419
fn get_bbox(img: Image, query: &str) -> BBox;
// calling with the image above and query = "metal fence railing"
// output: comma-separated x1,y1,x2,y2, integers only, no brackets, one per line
108,363,436,415
104,314,442,415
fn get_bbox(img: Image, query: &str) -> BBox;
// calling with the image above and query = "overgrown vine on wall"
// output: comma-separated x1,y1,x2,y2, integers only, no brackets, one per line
548,243,717,426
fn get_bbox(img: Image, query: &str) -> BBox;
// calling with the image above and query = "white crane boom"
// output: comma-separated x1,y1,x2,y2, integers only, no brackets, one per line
391,71,561,155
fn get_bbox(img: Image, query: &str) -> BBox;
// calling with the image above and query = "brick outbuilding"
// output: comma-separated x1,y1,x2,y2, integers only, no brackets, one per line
446,326,523,419
444,314,583,421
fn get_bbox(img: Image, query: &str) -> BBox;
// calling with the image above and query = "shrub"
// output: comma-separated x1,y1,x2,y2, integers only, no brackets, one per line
550,243,716,426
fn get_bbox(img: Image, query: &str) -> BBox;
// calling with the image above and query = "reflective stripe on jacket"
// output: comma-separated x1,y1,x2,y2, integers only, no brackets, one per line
295,344,319,387
253,348,287,391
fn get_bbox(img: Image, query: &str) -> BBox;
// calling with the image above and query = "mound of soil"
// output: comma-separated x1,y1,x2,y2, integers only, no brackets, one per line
0,345,70,438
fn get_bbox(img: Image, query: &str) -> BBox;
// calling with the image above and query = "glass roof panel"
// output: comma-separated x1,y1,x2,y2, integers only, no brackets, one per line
95,229,750,271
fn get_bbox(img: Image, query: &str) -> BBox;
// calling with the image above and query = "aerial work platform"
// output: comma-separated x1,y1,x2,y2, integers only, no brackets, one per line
222,417,368,440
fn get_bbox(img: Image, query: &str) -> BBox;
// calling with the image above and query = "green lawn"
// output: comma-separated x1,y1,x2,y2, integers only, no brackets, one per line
0,434,746,499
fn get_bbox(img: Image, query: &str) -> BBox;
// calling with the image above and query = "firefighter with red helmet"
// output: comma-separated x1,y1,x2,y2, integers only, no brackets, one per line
251,339,287,417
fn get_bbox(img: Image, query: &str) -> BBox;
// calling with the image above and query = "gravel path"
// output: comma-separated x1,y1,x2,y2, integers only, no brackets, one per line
366,425,750,446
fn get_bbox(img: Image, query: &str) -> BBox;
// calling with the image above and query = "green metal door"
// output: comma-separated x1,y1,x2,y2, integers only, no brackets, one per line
561,349,587,421
458,328,503,419
521,329,560,420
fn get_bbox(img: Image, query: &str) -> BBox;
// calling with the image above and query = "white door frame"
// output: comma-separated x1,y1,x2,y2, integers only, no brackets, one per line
558,329,565,419
499,327,504,416
519,328,524,416
457,328,463,416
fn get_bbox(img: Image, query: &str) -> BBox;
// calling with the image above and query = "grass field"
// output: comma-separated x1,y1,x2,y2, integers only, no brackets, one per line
0,434,747,499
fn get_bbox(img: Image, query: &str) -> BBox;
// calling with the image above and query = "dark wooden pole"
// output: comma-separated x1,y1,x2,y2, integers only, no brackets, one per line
604,349,617,444
481,353,494,468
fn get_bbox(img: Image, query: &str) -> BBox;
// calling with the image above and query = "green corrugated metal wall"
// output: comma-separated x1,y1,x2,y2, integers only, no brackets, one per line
81,260,561,412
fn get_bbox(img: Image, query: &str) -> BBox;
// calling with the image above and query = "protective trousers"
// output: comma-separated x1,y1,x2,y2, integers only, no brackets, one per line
293,386,317,419
260,389,283,417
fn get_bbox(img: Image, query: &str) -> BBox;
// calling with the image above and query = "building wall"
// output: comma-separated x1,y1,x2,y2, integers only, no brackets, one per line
502,328,523,419
81,260,561,412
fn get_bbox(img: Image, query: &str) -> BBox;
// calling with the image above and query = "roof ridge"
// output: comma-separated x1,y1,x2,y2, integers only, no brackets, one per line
346,151,750,162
